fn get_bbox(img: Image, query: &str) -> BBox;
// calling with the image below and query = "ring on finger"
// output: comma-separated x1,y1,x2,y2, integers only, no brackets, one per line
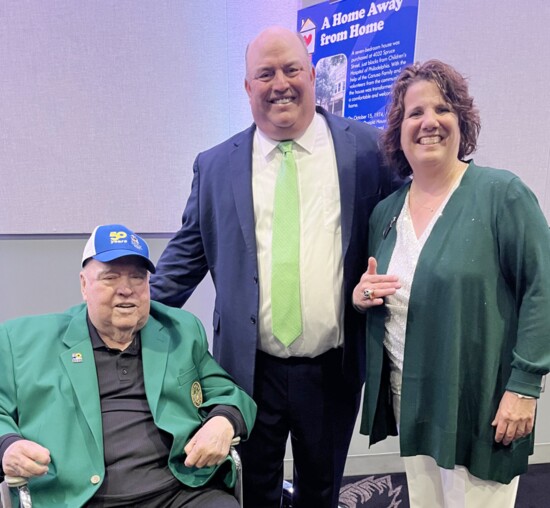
363,288,375,300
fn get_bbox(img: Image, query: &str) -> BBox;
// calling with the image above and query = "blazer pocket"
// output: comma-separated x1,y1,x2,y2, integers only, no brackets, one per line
177,366,199,386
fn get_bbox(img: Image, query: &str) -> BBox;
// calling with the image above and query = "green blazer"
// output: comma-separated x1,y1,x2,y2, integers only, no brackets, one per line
360,163,550,483
0,301,256,507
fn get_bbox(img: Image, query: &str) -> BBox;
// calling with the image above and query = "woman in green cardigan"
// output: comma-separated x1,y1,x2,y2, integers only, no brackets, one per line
353,60,550,507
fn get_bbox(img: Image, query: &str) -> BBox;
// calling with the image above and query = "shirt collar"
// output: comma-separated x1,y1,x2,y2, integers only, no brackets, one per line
255,112,321,159
86,313,141,354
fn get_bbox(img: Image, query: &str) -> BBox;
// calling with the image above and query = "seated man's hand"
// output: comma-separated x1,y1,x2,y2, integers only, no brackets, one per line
183,416,234,468
2,439,50,478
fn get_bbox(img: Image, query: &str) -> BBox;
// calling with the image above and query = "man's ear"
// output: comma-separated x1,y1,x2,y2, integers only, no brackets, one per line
80,272,88,301
309,64,316,83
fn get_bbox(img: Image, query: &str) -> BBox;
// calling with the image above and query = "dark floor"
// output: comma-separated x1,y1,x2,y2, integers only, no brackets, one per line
337,463,550,508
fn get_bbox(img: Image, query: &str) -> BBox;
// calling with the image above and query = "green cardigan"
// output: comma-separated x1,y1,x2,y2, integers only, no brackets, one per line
360,163,550,483
0,301,256,507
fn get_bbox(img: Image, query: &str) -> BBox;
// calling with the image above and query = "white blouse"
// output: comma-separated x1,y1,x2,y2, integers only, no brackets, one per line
383,179,462,396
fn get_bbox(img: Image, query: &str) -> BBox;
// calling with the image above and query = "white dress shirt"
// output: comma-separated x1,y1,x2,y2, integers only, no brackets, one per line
252,113,344,358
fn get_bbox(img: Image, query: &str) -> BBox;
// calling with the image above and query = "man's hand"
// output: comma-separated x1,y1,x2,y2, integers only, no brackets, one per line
2,440,50,478
352,257,401,312
492,391,537,446
184,416,234,468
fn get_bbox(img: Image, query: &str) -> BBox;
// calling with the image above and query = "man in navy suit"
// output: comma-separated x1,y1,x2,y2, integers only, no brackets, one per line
151,26,402,508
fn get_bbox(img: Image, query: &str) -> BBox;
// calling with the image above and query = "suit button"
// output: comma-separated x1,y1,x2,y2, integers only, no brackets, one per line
253,275,258,284
90,475,101,484
250,316,256,324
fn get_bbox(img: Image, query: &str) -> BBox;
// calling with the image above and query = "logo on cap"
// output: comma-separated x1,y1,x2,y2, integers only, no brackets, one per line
130,234,143,251
109,231,128,244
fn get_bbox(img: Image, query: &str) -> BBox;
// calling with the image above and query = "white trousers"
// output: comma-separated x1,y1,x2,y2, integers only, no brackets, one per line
403,454,519,508
391,370,519,508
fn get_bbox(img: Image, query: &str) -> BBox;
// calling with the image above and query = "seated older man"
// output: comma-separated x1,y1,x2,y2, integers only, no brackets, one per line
0,224,256,507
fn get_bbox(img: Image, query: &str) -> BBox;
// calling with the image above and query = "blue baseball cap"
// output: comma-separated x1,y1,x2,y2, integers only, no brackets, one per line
81,224,156,273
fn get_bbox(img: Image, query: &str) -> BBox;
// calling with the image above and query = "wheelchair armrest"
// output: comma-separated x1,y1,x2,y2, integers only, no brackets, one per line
4,477,27,489
3,476,32,508
229,437,243,506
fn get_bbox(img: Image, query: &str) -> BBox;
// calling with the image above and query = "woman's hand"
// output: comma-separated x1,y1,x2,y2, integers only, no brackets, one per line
491,391,537,445
352,257,401,312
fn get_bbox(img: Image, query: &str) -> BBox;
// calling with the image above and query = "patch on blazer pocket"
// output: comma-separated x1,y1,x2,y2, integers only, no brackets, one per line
190,381,203,408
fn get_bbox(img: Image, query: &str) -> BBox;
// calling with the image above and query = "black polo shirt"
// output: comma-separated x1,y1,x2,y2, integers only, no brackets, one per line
87,319,179,504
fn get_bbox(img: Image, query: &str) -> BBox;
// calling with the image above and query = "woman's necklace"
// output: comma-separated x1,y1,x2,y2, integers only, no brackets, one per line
418,202,436,213
409,190,443,214
409,162,468,214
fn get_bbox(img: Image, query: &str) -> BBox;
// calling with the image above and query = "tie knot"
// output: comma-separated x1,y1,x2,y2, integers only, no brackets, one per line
277,140,293,155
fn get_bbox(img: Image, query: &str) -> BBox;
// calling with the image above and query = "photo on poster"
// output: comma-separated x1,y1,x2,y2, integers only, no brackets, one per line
315,54,348,117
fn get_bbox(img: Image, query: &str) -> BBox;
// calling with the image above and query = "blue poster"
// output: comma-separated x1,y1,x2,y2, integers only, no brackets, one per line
298,0,419,128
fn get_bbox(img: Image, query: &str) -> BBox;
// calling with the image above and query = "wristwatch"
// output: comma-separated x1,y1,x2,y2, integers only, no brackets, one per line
512,392,535,399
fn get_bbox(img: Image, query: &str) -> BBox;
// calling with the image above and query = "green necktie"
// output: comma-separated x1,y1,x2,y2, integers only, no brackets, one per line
271,140,302,347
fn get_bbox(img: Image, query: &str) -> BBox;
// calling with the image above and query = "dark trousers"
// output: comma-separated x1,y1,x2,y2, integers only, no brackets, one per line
85,479,238,507
241,349,361,508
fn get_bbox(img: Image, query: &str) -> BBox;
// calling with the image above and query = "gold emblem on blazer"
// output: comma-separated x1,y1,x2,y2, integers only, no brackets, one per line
191,381,203,408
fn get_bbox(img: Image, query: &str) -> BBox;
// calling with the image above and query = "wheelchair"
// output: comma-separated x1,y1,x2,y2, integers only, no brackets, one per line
0,477,31,508
0,440,243,508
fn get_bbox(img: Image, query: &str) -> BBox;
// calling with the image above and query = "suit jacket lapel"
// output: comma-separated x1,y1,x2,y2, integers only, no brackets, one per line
60,306,103,453
230,114,357,260
230,125,258,260
322,109,356,258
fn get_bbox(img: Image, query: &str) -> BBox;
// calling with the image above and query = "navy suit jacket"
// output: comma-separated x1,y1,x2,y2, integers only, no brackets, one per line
151,107,402,395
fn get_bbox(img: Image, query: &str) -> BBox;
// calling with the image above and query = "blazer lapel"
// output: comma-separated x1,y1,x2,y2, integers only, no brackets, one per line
140,315,170,417
60,307,103,453
322,109,357,258
230,125,258,260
